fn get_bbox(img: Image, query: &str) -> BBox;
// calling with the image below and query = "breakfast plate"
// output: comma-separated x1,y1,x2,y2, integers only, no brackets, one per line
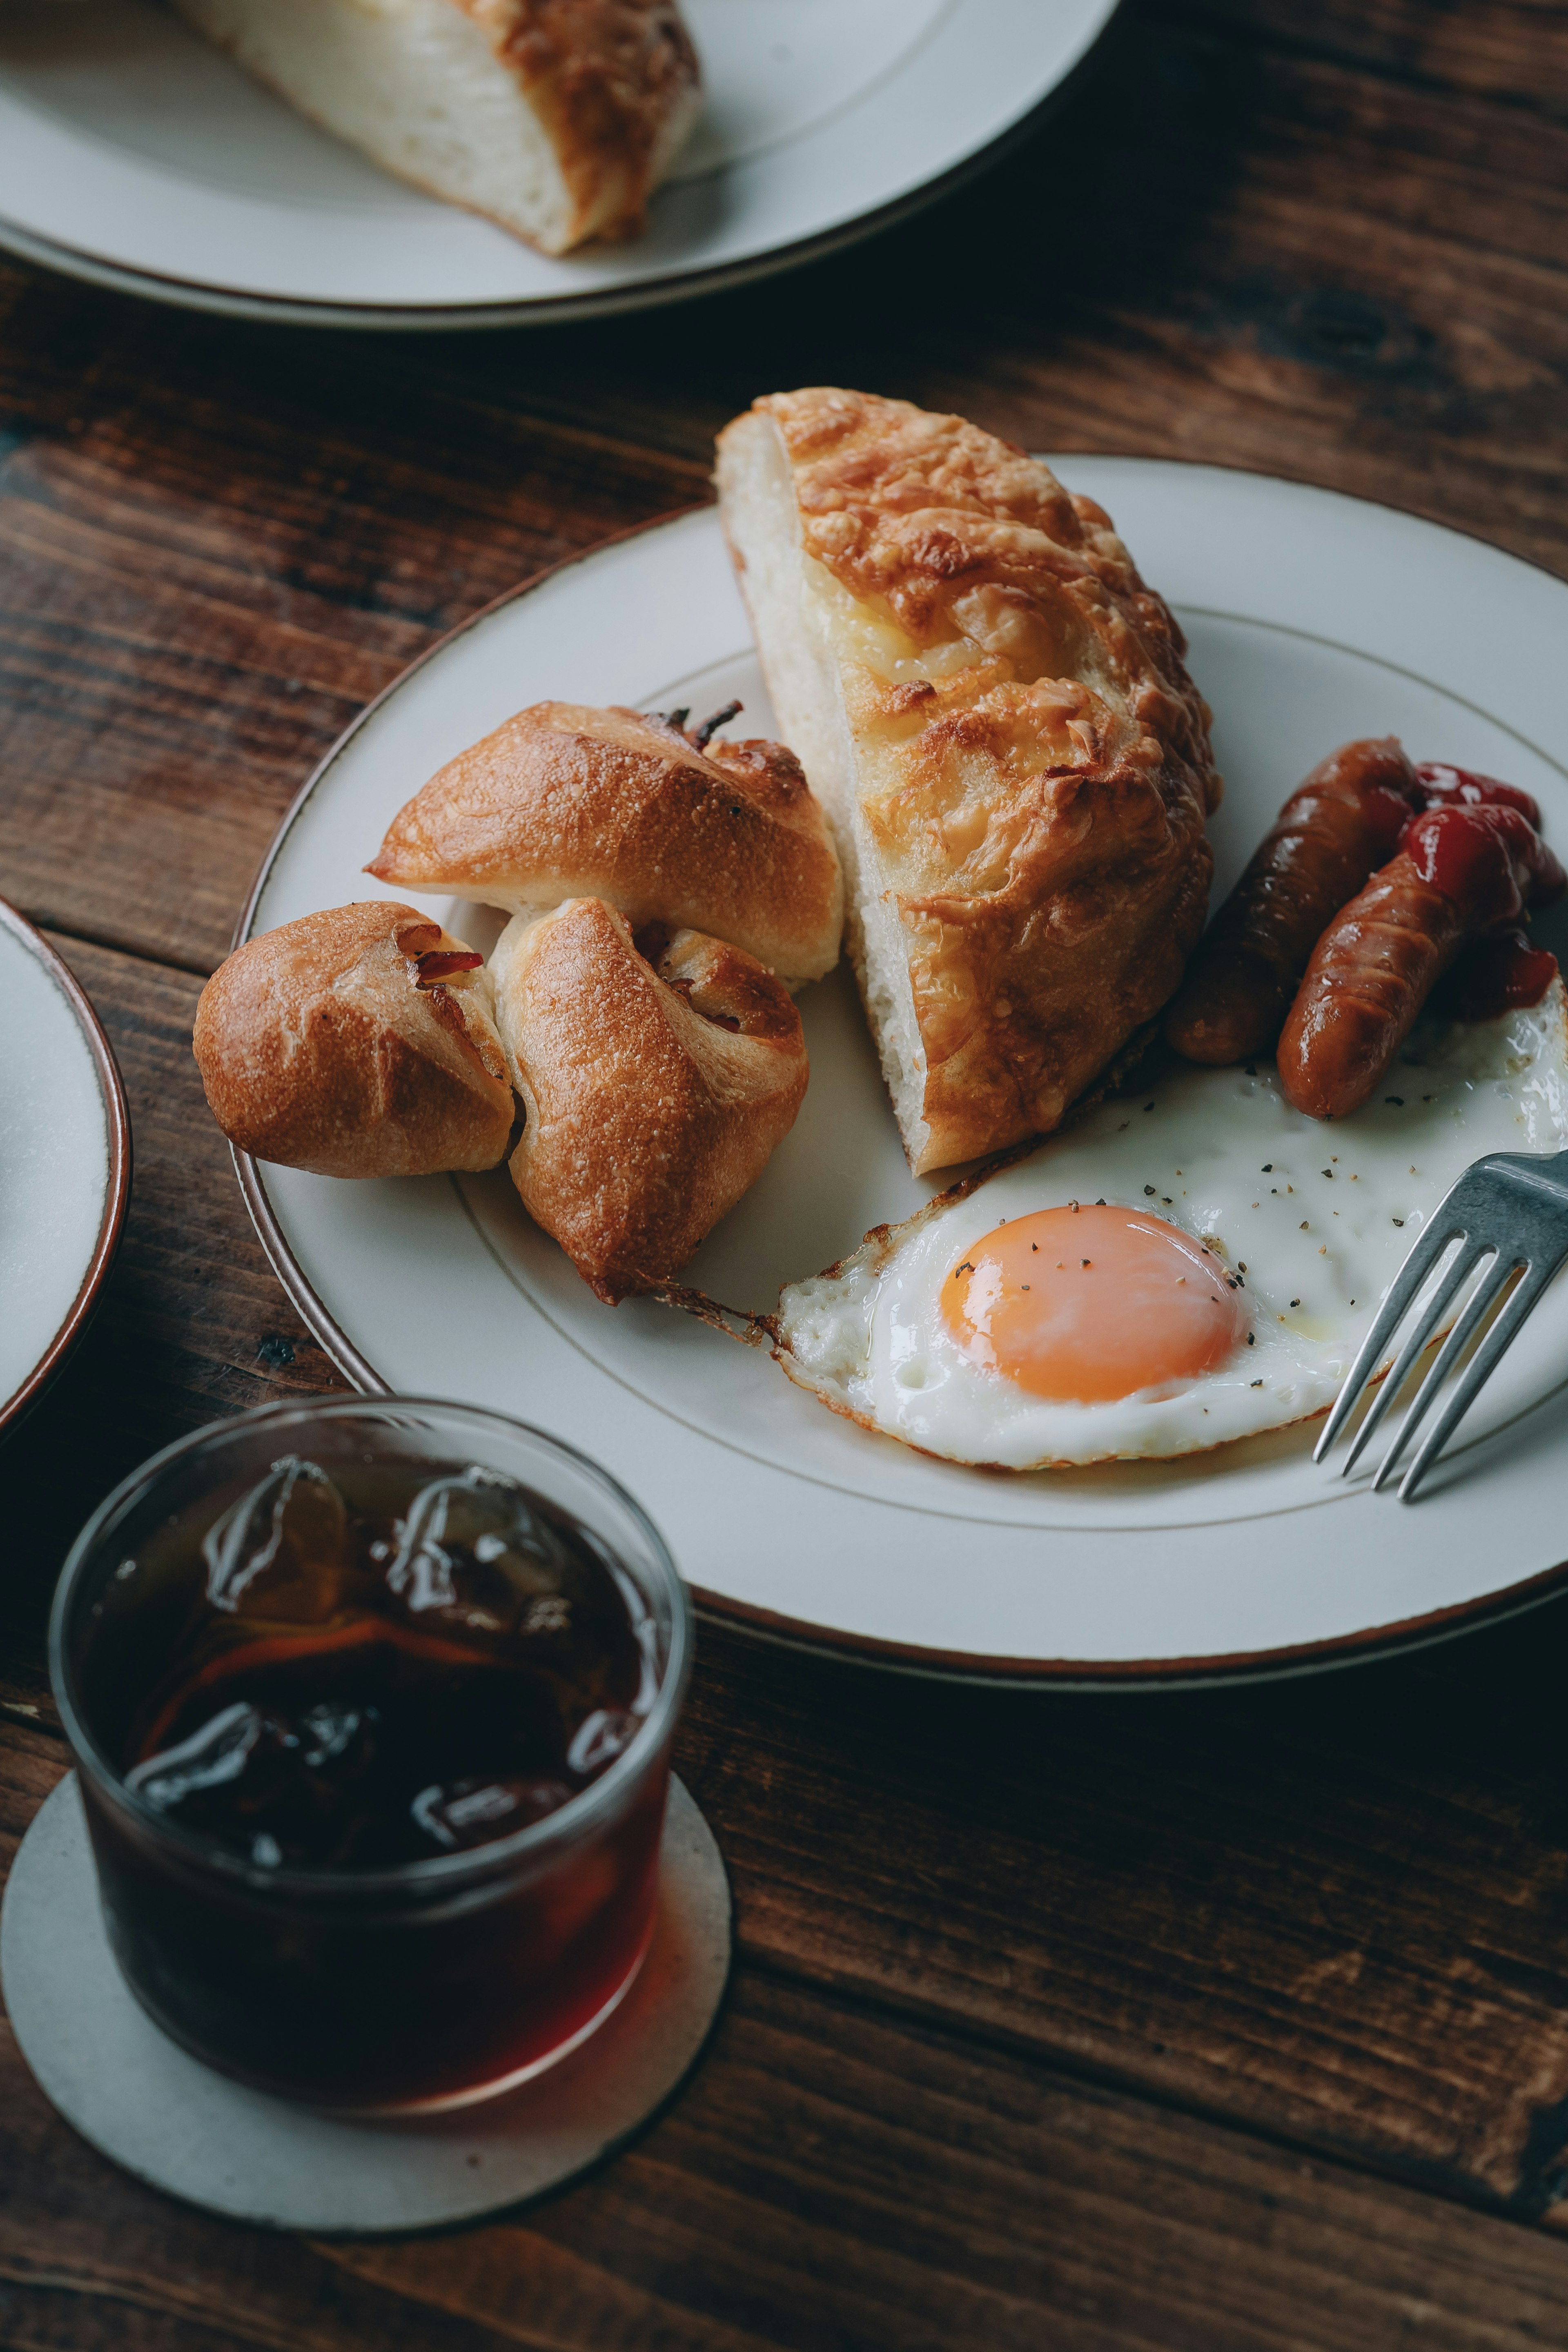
234,460,1568,1682
0,898,130,1439
0,0,1116,327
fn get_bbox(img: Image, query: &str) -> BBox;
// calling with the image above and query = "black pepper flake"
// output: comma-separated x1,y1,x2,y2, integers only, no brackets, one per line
1081,1258,1091,1267
1262,1165,1272,1173
1245,1065,1258,1077
1238,1262,1247,1273
955,1262,973,1276
1144,1185,1156,1196
1290,1298,1301,1308
1300,1221,1309,1230
1250,1379,1263,1388
1031,1242,1038,1252
1385,1096,1404,1106
1144,1102,1155,1112
1392,1217,1404,1227
1096,1198,1106,1206
1424,1094,1435,1101
1246,1332,1255,1345
1021,1283,1030,1291
1162,1196,1172,1205
1321,1169,1334,1179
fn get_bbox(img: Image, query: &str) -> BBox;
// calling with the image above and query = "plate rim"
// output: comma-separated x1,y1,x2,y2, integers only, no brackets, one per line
0,896,131,1440
226,463,1568,1686
0,0,1120,329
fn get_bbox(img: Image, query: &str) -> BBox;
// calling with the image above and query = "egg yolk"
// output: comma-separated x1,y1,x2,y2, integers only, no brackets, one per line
939,1205,1249,1404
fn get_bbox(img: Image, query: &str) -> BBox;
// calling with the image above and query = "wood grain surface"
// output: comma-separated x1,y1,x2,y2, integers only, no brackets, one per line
4,0,1568,2342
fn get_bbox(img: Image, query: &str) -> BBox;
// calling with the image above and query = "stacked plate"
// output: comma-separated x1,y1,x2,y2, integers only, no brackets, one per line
0,0,1116,327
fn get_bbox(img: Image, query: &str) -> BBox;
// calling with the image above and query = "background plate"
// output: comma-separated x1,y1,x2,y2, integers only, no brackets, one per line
235,461,1568,1681
0,0,1116,325
0,897,129,1440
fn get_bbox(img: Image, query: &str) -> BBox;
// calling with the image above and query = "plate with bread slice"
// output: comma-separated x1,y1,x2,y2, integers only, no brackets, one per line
201,389,1568,1684
0,0,1116,326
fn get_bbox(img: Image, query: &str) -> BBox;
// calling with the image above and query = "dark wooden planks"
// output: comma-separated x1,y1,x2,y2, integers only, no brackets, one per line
4,1703,1568,2352
0,265,706,973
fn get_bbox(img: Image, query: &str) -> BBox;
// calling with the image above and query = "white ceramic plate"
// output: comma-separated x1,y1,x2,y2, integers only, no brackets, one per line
236,461,1568,1683
0,898,130,1437
0,0,1116,326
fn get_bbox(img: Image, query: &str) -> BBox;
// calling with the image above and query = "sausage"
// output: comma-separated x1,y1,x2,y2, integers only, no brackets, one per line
1277,802,1567,1120
1164,738,1423,1065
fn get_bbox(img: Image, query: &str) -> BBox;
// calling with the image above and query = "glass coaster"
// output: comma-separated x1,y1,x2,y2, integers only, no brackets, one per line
0,1771,730,2232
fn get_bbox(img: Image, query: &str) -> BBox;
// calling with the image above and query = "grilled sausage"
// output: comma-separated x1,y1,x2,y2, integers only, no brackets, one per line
1278,802,1567,1120
1164,738,1423,1065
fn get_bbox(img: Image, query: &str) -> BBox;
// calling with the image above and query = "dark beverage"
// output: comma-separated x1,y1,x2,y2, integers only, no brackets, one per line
52,1402,689,2111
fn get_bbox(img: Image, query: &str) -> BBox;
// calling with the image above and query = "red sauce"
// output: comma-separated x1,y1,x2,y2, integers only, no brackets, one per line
1415,762,1542,829
1437,930,1559,1021
1398,802,1566,928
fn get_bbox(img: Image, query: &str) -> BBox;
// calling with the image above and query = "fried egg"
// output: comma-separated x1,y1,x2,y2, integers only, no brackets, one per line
774,983,1568,1468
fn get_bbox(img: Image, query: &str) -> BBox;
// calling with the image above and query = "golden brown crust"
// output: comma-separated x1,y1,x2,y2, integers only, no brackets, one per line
192,902,515,1178
366,700,843,983
492,897,807,1302
735,388,1221,1171
461,0,701,245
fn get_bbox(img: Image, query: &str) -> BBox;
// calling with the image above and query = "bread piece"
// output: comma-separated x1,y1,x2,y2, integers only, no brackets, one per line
194,902,514,1177
167,0,701,256
715,388,1222,1174
366,699,844,985
491,897,807,1301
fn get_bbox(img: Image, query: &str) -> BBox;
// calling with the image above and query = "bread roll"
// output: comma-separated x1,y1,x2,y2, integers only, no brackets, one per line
491,896,807,1302
366,699,844,985
194,902,514,1178
167,0,701,256
715,388,1222,1174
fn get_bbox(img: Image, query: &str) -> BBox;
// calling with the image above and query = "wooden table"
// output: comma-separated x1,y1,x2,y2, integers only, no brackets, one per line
5,2,1568,2340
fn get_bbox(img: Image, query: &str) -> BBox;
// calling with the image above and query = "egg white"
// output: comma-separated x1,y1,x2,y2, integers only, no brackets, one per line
775,982,1568,1469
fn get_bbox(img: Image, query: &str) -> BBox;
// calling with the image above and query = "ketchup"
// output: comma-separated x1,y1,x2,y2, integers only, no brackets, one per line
1437,930,1559,1021
1415,762,1542,829
1397,802,1566,929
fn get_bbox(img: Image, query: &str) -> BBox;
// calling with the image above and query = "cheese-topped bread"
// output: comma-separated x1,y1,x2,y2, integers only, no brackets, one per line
167,0,702,256
715,389,1222,1174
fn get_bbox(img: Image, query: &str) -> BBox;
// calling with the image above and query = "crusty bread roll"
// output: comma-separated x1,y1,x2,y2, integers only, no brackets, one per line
167,0,701,256
491,896,807,1302
366,700,844,986
194,902,515,1178
715,388,1222,1175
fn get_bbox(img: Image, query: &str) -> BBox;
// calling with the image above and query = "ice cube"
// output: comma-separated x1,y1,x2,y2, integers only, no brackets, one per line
384,1466,566,1626
409,1775,573,1852
566,1708,638,1777
202,1456,349,1623
126,1699,262,1809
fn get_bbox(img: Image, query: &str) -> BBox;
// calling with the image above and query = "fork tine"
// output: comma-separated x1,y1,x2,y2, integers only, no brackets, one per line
1312,1218,1468,1462
1370,1250,1515,1489
1339,1239,1486,1477
1397,1258,1560,1502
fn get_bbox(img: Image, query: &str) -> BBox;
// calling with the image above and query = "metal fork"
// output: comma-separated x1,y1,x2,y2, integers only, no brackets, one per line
1314,1149,1568,1501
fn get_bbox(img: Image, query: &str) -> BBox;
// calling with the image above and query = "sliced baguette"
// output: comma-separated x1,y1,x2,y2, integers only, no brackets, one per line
168,0,701,255
715,388,1222,1174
